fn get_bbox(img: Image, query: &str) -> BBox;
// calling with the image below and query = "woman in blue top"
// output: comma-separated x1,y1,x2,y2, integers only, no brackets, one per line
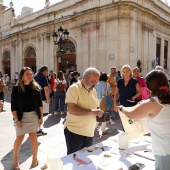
114,64,141,111
95,72,114,135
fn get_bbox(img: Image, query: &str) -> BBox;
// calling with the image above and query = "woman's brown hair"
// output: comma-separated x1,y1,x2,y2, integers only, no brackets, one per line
18,67,41,92
53,72,57,79
145,70,170,104
57,71,65,80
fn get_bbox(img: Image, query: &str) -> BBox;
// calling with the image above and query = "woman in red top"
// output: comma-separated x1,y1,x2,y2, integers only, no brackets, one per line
50,72,56,107
133,67,149,101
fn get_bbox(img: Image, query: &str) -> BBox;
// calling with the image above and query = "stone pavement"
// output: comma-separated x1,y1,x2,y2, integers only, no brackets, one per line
0,85,123,170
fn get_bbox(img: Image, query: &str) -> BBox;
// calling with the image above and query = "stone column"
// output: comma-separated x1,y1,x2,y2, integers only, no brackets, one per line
151,33,156,70
143,30,149,76
36,34,44,70
75,29,83,73
160,38,164,67
49,32,55,71
168,40,170,80
118,6,130,68
142,23,154,75
129,13,136,69
10,41,16,80
43,33,50,67
16,36,23,72
0,42,3,70
81,26,90,71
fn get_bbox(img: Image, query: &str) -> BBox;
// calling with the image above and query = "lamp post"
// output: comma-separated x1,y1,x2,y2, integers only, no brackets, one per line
52,26,69,71
52,26,69,57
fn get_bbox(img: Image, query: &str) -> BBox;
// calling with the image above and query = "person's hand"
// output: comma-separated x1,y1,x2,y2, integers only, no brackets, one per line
114,104,118,112
132,96,136,101
16,121,22,128
46,100,49,104
92,109,103,117
39,117,43,127
117,106,121,112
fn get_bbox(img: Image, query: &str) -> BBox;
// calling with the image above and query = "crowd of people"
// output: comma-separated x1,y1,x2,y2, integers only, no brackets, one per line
0,63,168,170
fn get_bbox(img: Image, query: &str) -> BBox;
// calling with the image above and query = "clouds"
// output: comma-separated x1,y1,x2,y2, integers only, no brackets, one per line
4,0,62,16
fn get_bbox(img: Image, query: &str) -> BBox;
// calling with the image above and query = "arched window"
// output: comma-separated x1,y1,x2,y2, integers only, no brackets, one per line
26,47,36,58
3,51,10,61
60,40,76,53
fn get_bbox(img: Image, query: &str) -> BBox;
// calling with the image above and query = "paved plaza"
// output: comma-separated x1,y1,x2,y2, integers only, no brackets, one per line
0,85,123,170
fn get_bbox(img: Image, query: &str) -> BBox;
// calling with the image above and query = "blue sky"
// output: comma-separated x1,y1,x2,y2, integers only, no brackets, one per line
3,0,170,17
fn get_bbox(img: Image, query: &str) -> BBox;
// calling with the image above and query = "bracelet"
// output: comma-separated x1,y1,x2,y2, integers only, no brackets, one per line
14,119,18,123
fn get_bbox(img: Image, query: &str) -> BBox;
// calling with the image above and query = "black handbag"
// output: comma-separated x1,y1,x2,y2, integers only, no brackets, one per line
96,111,110,122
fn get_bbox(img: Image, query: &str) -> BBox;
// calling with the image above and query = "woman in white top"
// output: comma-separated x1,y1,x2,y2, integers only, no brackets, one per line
53,71,67,115
117,70,170,170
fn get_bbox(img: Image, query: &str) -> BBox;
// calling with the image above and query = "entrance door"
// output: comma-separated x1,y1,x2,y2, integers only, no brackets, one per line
25,58,36,73
25,47,36,73
3,60,10,77
61,54,76,72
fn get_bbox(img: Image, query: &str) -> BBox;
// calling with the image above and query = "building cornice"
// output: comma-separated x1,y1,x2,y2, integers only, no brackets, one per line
1,0,170,41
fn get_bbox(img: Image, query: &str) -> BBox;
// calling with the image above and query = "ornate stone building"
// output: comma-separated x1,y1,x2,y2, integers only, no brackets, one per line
0,0,170,80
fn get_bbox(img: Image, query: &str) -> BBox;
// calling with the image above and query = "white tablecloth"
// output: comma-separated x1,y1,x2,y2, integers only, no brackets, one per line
61,136,155,170
33,136,155,170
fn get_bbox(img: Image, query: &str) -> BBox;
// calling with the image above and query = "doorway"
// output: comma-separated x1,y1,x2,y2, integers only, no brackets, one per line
60,54,76,72
2,51,11,77
25,47,36,73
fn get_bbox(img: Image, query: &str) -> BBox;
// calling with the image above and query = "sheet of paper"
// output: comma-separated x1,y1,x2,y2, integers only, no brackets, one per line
118,106,150,139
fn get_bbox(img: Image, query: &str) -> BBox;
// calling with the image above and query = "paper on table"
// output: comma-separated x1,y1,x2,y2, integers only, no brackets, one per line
118,106,150,139
134,150,155,161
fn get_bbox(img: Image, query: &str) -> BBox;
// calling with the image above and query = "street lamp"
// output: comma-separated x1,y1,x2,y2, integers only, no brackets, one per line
52,26,69,57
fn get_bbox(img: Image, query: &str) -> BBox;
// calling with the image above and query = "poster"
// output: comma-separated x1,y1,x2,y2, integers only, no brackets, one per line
118,106,150,139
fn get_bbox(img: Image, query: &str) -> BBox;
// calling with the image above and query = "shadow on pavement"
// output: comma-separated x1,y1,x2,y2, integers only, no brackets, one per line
1,137,41,170
43,113,63,128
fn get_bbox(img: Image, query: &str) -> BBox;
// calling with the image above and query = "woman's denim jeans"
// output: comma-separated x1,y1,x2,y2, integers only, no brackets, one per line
54,91,66,112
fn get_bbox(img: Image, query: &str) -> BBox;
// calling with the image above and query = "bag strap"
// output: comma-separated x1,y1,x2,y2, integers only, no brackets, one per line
104,82,108,96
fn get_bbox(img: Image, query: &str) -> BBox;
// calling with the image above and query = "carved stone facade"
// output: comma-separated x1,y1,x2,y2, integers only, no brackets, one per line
0,0,170,80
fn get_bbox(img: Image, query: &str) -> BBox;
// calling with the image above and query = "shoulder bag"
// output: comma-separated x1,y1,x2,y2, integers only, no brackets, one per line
3,84,8,94
96,83,111,122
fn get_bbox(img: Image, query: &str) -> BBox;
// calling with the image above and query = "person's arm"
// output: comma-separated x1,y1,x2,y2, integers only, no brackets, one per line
114,87,119,112
38,106,43,126
118,99,162,120
132,83,141,101
11,86,22,128
1,81,4,86
108,77,115,87
64,81,67,89
67,103,103,117
36,90,43,126
44,86,49,103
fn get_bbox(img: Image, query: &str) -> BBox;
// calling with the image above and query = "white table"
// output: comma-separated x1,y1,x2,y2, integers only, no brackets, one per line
61,136,155,170
34,136,155,170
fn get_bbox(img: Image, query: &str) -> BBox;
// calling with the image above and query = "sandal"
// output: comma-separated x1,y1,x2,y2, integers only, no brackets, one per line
102,131,109,135
30,161,39,169
13,166,20,170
